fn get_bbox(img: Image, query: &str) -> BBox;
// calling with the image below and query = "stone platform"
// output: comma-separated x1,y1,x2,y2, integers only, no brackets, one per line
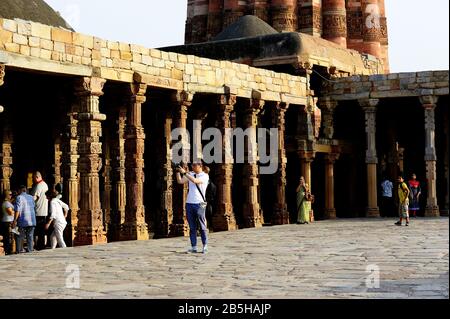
0,218,448,299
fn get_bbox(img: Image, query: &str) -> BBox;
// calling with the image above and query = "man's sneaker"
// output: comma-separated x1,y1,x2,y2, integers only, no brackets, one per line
188,247,198,253
395,221,402,226
405,223,409,227
202,245,208,254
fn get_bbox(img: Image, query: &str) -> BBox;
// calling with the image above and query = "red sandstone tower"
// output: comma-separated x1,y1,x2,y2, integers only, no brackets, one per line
185,0,390,72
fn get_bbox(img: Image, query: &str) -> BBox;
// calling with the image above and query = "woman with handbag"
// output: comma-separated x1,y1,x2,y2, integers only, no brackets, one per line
296,177,312,225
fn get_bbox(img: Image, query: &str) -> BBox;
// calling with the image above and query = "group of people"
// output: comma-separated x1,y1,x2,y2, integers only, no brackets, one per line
0,172,69,255
381,173,422,226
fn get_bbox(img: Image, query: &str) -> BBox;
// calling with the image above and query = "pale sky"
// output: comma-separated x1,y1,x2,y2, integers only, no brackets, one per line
44,0,449,73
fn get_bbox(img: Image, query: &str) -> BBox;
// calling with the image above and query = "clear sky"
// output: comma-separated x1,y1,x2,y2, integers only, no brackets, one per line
44,0,449,73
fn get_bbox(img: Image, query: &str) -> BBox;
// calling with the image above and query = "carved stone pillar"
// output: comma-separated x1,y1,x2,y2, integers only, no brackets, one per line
73,77,107,246
272,102,290,225
0,124,13,195
213,94,238,231
63,108,80,243
169,91,193,237
320,97,338,140
110,106,127,241
360,99,380,218
271,0,298,32
325,152,340,219
242,96,264,228
53,136,63,186
102,135,112,235
378,0,390,73
322,0,348,47
420,95,440,217
299,151,315,190
298,0,322,36
122,82,149,241
155,107,174,238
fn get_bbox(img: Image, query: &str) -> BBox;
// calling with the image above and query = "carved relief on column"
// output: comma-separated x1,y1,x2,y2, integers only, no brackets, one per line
360,98,380,218
0,64,5,87
63,107,80,243
155,106,174,238
324,152,340,219
213,94,238,231
122,82,149,241
298,0,322,36
271,0,298,32
319,97,338,140
272,102,290,225
322,0,348,47
0,124,13,195
169,91,194,237
298,151,315,191
361,0,382,58
242,95,264,228
53,136,63,186
420,95,440,217
73,77,107,246
110,106,127,241
102,134,112,235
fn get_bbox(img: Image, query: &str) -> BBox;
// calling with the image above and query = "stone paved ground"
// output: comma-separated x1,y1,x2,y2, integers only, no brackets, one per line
0,218,448,299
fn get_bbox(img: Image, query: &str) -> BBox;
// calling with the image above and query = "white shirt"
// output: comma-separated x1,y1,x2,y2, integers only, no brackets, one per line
186,172,209,204
49,198,69,225
31,181,49,217
1,201,14,223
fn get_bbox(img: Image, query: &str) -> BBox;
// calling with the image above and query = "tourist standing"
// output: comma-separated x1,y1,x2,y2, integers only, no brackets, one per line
1,190,15,255
408,174,422,218
13,186,37,253
380,176,394,217
176,161,210,254
30,171,49,250
45,190,69,249
296,177,312,225
395,176,411,227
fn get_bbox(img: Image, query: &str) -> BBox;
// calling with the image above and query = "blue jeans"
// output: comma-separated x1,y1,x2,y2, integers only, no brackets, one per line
18,226,35,253
186,203,208,248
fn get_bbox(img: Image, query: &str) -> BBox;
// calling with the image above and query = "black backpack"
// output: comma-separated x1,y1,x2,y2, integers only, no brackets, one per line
205,180,217,203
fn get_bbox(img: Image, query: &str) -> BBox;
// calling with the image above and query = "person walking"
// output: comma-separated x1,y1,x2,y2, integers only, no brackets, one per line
380,176,394,217
12,186,36,253
30,171,49,250
1,190,15,255
45,190,69,249
408,174,422,218
395,176,411,227
296,177,312,225
176,161,210,254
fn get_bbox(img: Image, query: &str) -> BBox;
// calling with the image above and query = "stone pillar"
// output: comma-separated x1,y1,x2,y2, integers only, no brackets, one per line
298,0,322,37
299,151,315,190
360,99,380,218
361,0,382,58
271,0,298,32
63,107,80,243
248,0,270,22
0,124,13,195
322,0,347,47
207,0,223,40
53,136,63,186
73,77,107,246
378,0,390,73
122,82,149,241
155,106,174,238
169,91,193,237
443,109,449,216
110,106,127,241
242,96,264,228
324,153,339,219
223,0,245,28
213,94,238,231
102,135,112,235
420,95,440,217
320,97,337,139
346,0,363,53
272,102,290,225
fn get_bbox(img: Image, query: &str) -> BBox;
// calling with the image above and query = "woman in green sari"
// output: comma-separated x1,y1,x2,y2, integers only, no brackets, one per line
296,177,311,224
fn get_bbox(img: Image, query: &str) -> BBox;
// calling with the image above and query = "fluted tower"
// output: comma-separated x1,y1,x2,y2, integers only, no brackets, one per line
184,0,389,73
